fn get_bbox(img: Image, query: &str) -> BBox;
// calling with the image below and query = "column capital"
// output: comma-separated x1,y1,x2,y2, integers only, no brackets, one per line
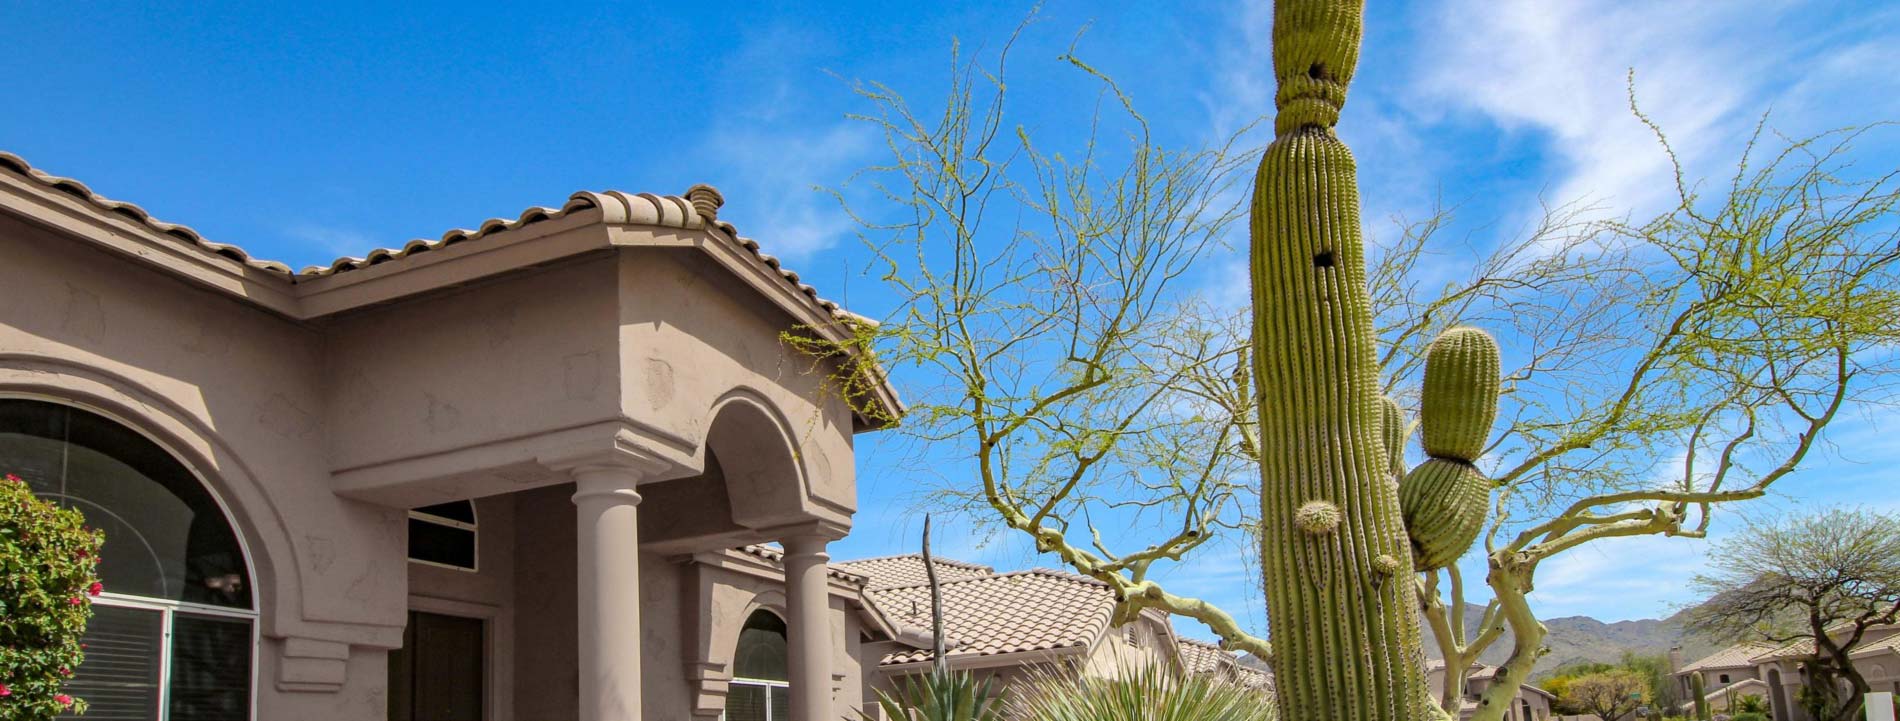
772,521,851,554
539,425,679,480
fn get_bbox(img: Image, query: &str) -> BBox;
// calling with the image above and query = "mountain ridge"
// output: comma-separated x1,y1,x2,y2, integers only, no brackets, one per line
1421,603,1720,675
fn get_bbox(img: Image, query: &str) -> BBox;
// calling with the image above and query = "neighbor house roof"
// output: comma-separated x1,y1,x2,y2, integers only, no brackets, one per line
1176,638,1274,690
864,568,1118,666
830,554,997,591
0,149,901,425
1681,642,1782,673
1741,621,1900,663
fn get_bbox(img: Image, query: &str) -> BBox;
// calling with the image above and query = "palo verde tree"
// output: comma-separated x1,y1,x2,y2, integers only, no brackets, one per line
1403,105,1900,720
813,13,1275,658
804,5,1900,721
1556,670,1650,721
1685,509,1900,721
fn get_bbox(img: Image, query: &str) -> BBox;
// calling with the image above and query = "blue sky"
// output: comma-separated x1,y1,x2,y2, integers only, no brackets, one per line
5,1,1899,639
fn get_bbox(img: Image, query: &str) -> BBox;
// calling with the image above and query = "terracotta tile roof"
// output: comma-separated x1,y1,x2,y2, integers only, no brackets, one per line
1176,637,1234,674
1851,632,1900,657
1176,638,1275,691
0,150,859,323
831,554,996,590
735,544,869,585
866,569,1117,666
1682,641,1782,672
0,151,294,275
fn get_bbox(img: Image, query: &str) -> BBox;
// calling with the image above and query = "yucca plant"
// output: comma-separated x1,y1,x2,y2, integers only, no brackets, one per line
1007,664,1277,721
869,671,1008,721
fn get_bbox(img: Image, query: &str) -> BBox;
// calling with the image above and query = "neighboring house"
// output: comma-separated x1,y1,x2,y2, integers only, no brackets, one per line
1426,660,1557,721
1673,626,1900,721
830,554,1270,698
0,151,905,721
1670,641,1778,715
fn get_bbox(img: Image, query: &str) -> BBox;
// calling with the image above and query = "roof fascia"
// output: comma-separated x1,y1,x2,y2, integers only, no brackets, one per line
0,171,302,317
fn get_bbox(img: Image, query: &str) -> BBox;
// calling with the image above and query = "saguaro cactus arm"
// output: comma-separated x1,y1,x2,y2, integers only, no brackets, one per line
1400,326,1501,571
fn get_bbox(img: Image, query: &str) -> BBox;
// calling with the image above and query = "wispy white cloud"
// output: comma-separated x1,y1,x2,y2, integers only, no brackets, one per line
283,223,376,263
693,21,877,266
701,122,875,262
1526,532,1714,620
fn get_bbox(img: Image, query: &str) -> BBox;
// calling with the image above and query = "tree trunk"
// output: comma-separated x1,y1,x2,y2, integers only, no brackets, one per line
1470,555,1547,721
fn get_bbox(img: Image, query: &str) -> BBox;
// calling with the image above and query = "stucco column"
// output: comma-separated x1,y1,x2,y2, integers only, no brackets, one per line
572,466,647,721
782,531,834,721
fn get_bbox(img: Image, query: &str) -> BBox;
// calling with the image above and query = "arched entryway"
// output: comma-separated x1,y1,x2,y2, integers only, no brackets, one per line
1769,668,1789,721
0,398,256,720
728,610,790,721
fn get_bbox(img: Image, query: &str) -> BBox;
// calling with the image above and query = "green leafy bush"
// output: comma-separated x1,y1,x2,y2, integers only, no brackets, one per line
867,670,1007,721
1731,712,1768,721
1006,664,1277,721
0,473,104,718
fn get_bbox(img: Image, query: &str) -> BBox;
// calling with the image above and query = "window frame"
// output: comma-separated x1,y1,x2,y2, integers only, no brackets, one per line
407,501,480,573
2,394,261,721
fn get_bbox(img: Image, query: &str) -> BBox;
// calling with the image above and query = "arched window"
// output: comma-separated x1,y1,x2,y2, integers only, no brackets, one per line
408,500,477,571
727,610,789,721
0,398,255,720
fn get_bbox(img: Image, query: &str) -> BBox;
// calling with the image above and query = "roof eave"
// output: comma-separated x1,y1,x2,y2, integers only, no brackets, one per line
0,167,303,317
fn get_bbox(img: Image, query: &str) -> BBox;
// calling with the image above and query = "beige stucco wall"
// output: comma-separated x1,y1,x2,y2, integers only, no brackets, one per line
2,200,874,720
0,212,406,718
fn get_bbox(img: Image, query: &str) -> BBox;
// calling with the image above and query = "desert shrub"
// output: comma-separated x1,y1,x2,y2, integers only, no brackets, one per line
1007,664,1276,721
0,473,104,719
867,670,1007,721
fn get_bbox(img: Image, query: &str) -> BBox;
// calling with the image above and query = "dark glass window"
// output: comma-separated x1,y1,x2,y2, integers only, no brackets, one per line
167,614,254,721
728,610,790,721
407,501,477,571
0,399,252,608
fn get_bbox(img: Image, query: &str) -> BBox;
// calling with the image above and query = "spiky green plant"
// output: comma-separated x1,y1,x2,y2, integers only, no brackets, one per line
1248,1,1500,720
1692,673,1710,721
1007,664,1276,721
867,672,1007,721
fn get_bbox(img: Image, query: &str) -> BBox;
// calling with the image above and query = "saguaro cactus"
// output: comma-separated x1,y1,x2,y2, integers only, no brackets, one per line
1249,1,1499,720
1249,1,1426,720
1693,673,1711,721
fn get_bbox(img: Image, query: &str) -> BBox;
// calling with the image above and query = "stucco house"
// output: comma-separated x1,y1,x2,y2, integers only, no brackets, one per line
1674,626,1900,721
830,553,1271,697
1425,660,1557,721
0,150,906,721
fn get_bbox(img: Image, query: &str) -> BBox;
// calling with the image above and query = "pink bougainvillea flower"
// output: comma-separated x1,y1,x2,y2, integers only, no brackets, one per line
68,596,83,605
0,683,11,696
88,582,103,596
55,694,72,707
3,473,19,482
59,667,71,677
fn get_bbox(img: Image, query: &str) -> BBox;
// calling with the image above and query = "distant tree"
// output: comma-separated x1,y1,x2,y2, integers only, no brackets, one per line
1559,670,1651,721
1686,509,1900,721
1622,652,1683,715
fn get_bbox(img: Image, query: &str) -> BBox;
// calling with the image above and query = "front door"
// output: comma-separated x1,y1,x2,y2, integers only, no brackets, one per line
388,610,485,721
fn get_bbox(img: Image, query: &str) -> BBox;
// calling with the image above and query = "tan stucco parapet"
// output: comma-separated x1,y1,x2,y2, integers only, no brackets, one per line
0,150,903,427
